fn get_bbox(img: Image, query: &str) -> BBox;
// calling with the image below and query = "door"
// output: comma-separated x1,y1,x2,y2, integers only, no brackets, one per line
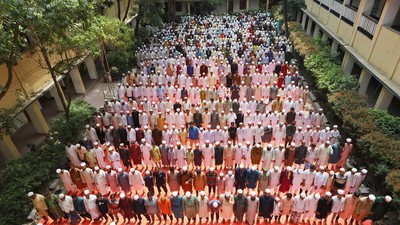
228,0,234,13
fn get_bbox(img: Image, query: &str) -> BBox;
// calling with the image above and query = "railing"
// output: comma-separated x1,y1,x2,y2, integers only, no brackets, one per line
342,5,357,25
358,14,378,39
321,0,331,10
331,0,343,15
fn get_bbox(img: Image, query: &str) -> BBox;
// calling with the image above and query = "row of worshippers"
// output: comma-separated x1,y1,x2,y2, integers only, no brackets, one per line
29,186,393,225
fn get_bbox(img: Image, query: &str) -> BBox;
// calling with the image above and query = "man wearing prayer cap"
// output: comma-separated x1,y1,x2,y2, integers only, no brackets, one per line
337,138,353,168
370,195,393,222
331,189,346,223
246,191,260,225
58,193,79,224
182,191,199,224
353,194,376,223
80,163,96,192
56,168,78,194
179,166,193,193
339,191,361,224
28,192,49,223
197,191,209,222
83,189,101,221
316,141,333,167
170,191,184,224
259,188,275,223
315,192,333,223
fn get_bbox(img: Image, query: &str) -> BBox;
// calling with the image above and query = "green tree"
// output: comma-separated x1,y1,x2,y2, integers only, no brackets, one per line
200,0,223,15
276,0,305,37
132,0,165,36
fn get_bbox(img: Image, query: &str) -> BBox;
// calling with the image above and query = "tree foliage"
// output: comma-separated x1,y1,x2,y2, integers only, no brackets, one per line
200,0,223,15
133,0,165,36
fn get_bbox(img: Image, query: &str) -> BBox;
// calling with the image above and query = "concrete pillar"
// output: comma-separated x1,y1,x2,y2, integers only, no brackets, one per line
302,13,307,29
297,12,302,23
187,2,190,15
84,55,98,80
322,32,328,41
306,20,313,36
246,0,249,10
70,67,86,94
374,87,394,110
342,52,355,74
0,135,20,159
25,99,49,134
358,69,371,95
331,40,339,53
313,24,320,38
50,85,66,111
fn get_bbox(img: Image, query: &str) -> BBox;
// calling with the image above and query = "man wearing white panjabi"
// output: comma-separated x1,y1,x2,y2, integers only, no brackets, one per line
93,166,109,196
56,169,77,194
65,143,81,167
290,168,304,194
85,124,98,143
246,191,259,225
291,193,307,224
273,122,286,147
243,141,252,167
331,189,346,222
351,169,367,194
220,191,234,223
202,140,214,168
198,191,209,221
272,144,285,167
225,171,235,191
235,143,244,166
83,190,100,221
261,144,274,169
344,168,358,193
174,142,187,168
129,168,145,194
316,141,333,167
80,163,96,192
268,166,281,194
141,139,152,166
93,142,107,169
108,147,122,170
313,166,328,193
303,193,321,224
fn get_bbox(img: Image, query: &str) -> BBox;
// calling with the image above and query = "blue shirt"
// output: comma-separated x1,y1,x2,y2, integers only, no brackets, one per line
188,126,199,140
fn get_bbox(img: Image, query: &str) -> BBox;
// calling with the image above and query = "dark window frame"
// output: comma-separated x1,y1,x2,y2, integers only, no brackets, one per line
370,0,386,21
239,0,247,10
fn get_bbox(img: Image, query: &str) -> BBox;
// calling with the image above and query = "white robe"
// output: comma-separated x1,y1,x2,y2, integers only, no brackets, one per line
141,144,152,164
94,147,107,169
220,195,234,220
66,145,81,167
198,197,209,218
235,146,244,165
303,195,319,219
313,172,328,193
268,169,281,187
174,147,187,168
59,170,77,193
246,197,259,224
129,170,145,191
108,151,123,170
291,170,304,191
272,148,285,167
243,146,252,166
80,168,96,192
202,145,214,167
94,170,109,195
83,194,100,219
261,149,273,169
316,144,333,167
331,196,345,213
225,175,235,192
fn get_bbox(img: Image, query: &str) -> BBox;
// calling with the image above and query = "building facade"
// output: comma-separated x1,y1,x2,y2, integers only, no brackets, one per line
298,0,400,115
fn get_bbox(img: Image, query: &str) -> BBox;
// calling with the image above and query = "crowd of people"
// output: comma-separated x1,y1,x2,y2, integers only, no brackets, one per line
29,13,392,225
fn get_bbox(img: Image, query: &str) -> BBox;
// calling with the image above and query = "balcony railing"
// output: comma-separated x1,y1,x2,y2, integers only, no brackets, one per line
330,0,343,17
321,0,331,10
342,5,357,26
358,14,378,39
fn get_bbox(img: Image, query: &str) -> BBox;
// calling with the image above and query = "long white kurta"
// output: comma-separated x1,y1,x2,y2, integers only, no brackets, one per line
198,196,209,218
291,170,304,191
243,146,252,166
129,170,145,191
303,170,316,191
273,148,285,167
331,196,345,213
94,170,109,195
292,196,306,213
316,144,333,167
246,197,259,225
59,170,77,193
83,194,100,219
313,172,328,193
141,144,152,164
220,194,234,220
66,145,81,167
303,195,319,219
108,151,123,170
344,172,357,193
202,145,214,167
80,168,96,192
225,175,235,192
261,149,273,169
235,146,244,164
268,169,281,188
174,147,187,168
94,147,107,169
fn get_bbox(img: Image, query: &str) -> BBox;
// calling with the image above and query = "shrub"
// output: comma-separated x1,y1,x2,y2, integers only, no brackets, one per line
369,109,400,138
0,99,94,224
387,170,400,198
290,31,316,57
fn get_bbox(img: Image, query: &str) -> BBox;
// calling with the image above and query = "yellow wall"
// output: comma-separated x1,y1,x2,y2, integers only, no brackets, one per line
337,20,354,43
311,1,321,16
370,26,400,80
104,0,135,21
319,7,330,25
392,62,400,84
326,14,340,33
352,31,373,59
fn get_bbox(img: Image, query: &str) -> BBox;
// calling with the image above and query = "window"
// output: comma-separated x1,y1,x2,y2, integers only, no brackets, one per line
175,2,182,12
240,0,247,10
370,0,386,20
392,7,400,32
349,0,361,9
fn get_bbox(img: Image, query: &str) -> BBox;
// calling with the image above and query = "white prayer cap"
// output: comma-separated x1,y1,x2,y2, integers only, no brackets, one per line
145,170,150,175
56,169,61,174
228,141,232,144
325,127,330,131
81,162,86,167
212,201,219,208
94,166,100,171
238,143,242,147
265,189,271,194
94,141,99,145
351,168,358,173
228,170,233,175
120,143,124,146
215,141,220,145
329,171,335,175
59,194,65,199
120,192,126,199
144,126,148,130
337,189,345,195
200,191,206,196
325,141,331,145
333,125,338,128
315,193,321,199
109,146,114,151
209,167,215,172
246,141,251,145
130,168,135,173
361,169,368,174
205,140,210,143
274,166,280,171
239,164,245,169
76,144,81,148
85,124,90,129
237,189,243,194
219,172,224,177
106,165,111,170
369,194,376,201
141,138,146,142
27,192,34,197
183,166,188,171
250,191,256,197
306,125,311,129
109,126,114,130
291,142,296,147
110,222,116,225
84,190,90,195
172,191,178,197
279,143,284,147
225,192,231,198
251,166,257,171
185,192,191,197
255,143,260,148
134,195,139,200
118,168,123,172
340,168,345,172
300,193,306,198
346,138,352,143
325,192,332,197
319,166,325,170
298,168,303,173
207,125,211,128
286,166,292,171
275,197,280,201
267,144,273,148
385,196,392,202
163,125,167,129
106,141,111,146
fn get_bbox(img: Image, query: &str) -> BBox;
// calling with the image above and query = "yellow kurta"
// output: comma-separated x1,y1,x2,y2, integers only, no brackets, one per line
179,130,188,145
32,194,49,217
151,146,161,162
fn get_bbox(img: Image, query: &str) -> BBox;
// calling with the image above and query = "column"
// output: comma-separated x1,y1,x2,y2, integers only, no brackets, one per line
84,55,98,80
322,32,328,41
342,52,355,74
306,20,313,35
187,2,190,15
70,67,86,94
0,135,20,159
246,0,249,11
25,99,49,134
331,40,339,53
374,87,394,110
49,84,66,111
297,12,301,23
358,69,371,95
302,13,307,29
313,24,320,38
